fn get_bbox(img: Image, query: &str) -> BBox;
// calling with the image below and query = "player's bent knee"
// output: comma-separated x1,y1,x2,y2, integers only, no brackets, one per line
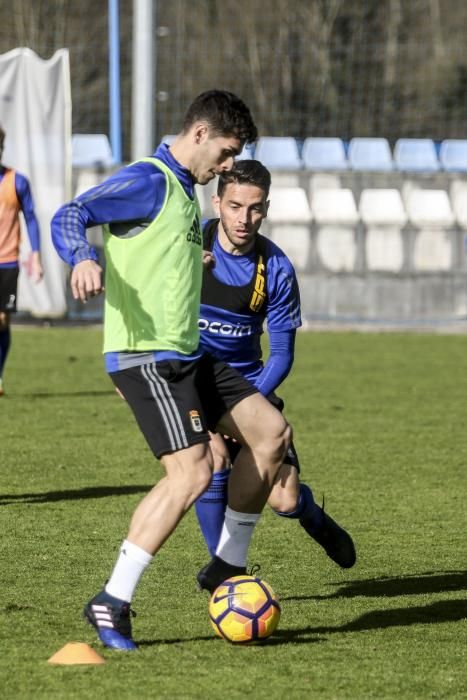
268,484,299,513
190,469,213,500
211,449,229,473
180,465,212,503
265,418,292,463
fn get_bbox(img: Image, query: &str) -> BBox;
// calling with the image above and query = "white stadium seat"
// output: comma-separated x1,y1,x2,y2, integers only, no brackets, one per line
449,180,467,227
405,189,454,227
311,189,359,272
359,190,407,272
311,188,359,224
72,133,113,168
359,189,407,226
194,185,207,216
405,189,455,272
263,187,311,271
267,186,311,223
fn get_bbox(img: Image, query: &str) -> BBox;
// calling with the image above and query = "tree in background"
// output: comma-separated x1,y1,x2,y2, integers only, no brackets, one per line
1,0,467,157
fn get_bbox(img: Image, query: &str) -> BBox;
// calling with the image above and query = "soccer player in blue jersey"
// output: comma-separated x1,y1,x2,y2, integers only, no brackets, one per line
0,124,43,396
195,159,356,569
51,91,292,651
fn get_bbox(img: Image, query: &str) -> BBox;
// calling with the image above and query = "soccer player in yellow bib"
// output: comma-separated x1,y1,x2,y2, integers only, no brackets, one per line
51,90,291,651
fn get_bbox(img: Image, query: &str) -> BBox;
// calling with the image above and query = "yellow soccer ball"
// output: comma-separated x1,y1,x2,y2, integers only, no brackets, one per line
208,575,281,644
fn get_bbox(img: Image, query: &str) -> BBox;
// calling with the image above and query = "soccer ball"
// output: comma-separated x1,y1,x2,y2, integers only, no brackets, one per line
208,575,281,643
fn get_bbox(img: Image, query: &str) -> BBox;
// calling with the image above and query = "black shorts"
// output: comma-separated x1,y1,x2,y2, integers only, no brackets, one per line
224,392,301,472
111,354,258,459
0,267,19,312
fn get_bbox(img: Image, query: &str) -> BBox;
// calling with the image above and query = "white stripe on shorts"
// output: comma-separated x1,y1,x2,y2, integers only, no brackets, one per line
140,362,188,452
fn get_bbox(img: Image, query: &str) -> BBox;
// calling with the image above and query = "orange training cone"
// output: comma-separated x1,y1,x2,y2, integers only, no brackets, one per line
47,642,106,665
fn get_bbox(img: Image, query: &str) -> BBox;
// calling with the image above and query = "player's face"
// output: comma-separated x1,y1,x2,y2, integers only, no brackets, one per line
214,182,269,254
192,126,242,185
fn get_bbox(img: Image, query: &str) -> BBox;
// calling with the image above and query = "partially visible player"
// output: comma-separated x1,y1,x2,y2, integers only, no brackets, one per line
195,159,356,568
0,124,43,396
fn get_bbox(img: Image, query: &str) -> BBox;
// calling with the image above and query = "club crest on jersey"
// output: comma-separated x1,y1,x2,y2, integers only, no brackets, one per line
189,410,203,433
249,255,266,312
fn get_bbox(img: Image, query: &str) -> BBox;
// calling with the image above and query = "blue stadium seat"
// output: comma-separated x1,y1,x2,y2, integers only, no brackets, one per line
348,137,393,171
237,142,255,160
439,139,467,172
72,134,113,168
254,137,302,169
161,134,176,145
302,137,348,171
394,138,440,172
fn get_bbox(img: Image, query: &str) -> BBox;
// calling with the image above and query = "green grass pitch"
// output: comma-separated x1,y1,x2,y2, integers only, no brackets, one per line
1,326,466,699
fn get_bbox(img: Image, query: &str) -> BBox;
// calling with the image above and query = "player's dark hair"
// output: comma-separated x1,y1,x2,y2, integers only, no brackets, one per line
182,90,257,144
0,124,5,145
217,159,271,198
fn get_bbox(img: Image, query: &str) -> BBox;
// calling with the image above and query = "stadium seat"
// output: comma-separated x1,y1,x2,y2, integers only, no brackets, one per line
348,137,393,171
359,189,407,225
302,137,349,171
309,173,342,191
161,134,176,145
405,189,454,227
267,186,311,223
439,139,467,172
237,142,255,160
359,190,407,272
254,137,302,169
394,138,440,172
449,180,467,227
405,189,455,272
311,189,359,272
71,134,113,168
263,187,311,271
195,185,207,216
311,188,359,224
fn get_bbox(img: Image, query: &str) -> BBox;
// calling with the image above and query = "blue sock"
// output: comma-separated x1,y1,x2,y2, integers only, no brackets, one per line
274,483,324,533
0,327,11,378
195,470,230,557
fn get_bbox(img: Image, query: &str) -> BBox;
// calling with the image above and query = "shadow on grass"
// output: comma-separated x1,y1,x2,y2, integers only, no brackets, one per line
7,390,115,399
281,598,467,638
0,484,152,505
283,570,467,600
137,634,325,647
137,598,466,647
